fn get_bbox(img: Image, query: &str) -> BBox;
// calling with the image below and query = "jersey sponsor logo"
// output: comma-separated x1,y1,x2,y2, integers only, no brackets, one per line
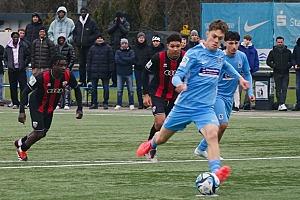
199,68,220,78
180,56,189,67
47,88,64,93
222,73,234,80
29,76,37,86
146,60,152,69
164,70,177,76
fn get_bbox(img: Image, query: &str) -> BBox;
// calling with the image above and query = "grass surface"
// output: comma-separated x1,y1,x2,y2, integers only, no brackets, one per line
0,108,300,199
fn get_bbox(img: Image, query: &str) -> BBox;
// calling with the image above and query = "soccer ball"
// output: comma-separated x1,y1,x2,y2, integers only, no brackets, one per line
195,172,220,195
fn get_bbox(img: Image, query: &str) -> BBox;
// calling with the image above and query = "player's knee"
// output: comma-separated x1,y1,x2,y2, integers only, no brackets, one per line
219,123,228,133
153,133,167,144
41,130,47,138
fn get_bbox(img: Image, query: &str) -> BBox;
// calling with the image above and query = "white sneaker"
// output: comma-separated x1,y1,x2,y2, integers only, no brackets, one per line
56,105,60,109
280,104,287,111
114,105,121,110
64,105,70,110
194,148,208,160
87,82,92,87
12,105,19,109
8,102,13,107
129,105,135,110
277,104,282,111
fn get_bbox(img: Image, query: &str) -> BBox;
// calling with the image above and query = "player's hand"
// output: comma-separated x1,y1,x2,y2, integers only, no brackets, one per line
175,84,187,93
143,94,152,107
18,113,26,124
238,78,250,91
76,110,83,119
249,95,256,102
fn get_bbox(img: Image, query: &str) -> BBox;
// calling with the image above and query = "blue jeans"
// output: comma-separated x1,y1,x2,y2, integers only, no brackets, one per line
117,74,134,106
134,69,143,105
296,70,300,107
0,74,3,102
91,78,110,105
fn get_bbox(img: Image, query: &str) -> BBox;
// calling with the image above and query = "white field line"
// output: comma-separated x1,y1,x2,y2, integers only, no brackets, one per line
0,156,300,169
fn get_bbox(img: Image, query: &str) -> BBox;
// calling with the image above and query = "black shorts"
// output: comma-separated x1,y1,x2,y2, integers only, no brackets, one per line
29,106,53,131
150,95,175,116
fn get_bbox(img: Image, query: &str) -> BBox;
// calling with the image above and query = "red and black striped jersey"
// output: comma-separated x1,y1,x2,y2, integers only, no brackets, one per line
27,69,78,114
145,50,185,100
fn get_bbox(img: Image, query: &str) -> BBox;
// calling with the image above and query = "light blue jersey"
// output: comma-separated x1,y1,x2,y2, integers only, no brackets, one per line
217,50,253,101
164,44,242,131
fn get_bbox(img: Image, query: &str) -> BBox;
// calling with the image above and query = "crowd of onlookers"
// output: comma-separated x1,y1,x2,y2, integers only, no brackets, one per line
0,5,299,111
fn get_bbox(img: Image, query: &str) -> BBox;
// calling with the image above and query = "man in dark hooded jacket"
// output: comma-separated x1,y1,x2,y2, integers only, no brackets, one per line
24,13,46,44
73,7,100,87
291,38,300,111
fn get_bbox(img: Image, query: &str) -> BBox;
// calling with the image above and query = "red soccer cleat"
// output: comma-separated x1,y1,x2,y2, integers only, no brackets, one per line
136,140,153,156
16,149,28,161
215,166,230,184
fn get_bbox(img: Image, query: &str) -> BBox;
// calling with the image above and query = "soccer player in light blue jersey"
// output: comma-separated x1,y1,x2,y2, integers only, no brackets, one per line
194,31,255,160
136,20,250,184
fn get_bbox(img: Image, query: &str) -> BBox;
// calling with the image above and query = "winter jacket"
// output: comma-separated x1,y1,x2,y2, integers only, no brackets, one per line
186,40,199,50
132,40,151,70
25,13,47,44
239,42,259,74
291,38,300,67
3,40,30,72
107,17,130,51
73,14,100,47
31,37,56,69
87,41,115,80
267,45,292,74
115,47,136,76
149,43,165,58
0,45,4,74
48,6,75,45
56,34,75,70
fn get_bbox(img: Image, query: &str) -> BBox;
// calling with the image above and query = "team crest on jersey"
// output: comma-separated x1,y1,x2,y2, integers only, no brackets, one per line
32,121,38,128
47,83,51,87
218,114,223,120
29,76,37,86
180,56,189,67
218,57,222,64
146,60,153,69
62,81,68,87
238,61,242,68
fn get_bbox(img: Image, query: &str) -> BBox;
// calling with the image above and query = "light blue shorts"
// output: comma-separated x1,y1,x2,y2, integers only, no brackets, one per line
214,97,233,123
163,105,219,131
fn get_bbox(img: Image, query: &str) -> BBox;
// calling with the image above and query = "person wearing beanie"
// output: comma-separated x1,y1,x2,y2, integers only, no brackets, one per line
87,34,114,109
73,6,100,87
31,26,55,76
149,34,165,57
107,11,130,87
114,38,136,110
24,12,46,44
186,29,199,50
48,6,75,45
132,31,151,109
3,31,30,109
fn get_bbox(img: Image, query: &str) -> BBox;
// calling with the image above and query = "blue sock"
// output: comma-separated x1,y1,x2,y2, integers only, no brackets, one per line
209,159,221,173
150,137,158,149
197,138,208,151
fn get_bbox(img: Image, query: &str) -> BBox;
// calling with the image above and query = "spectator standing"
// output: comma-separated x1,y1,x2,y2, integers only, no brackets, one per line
87,34,114,109
149,35,165,57
132,32,151,109
0,44,4,106
107,11,130,87
73,7,100,87
48,6,75,45
24,12,46,44
181,37,187,51
186,30,199,50
18,28,31,49
56,34,75,110
233,34,259,111
266,36,292,111
31,28,56,76
114,38,136,110
3,32,30,109
291,38,300,111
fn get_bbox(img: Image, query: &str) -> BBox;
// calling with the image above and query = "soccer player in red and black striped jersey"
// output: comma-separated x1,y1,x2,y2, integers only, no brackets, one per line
14,54,83,161
142,34,185,161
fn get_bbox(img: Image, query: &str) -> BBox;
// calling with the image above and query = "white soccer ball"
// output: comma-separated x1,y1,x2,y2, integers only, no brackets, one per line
195,172,220,195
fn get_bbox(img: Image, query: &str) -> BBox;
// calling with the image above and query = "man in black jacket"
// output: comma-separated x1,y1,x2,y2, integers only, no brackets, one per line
73,7,100,87
25,13,46,45
267,36,292,111
0,44,4,106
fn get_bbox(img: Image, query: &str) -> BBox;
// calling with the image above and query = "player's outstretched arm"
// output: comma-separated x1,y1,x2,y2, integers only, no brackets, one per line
238,77,250,91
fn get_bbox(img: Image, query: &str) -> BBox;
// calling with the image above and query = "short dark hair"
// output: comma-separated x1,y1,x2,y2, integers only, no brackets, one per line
224,31,240,41
276,36,284,41
51,54,68,66
18,28,25,32
208,19,228,34
11,32,19,38
166,34,182,44
243,34,252,41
